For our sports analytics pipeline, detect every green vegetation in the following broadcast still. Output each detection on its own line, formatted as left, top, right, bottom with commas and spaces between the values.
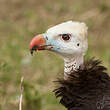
0, 0, 110, 110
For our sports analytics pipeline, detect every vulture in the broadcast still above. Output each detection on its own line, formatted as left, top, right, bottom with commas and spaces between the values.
30, 21, 110, 110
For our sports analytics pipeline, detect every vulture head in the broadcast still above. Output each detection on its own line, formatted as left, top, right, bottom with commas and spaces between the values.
30, 21, 88, 79
30, 21, 110, 110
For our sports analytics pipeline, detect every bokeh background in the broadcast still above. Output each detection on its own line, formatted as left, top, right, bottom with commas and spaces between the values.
0, 0, 110, 110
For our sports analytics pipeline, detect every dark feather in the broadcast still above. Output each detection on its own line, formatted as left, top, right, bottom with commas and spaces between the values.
53, 58, 110, 110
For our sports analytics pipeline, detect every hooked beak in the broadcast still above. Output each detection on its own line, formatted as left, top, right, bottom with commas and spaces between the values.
30, 34, 46, 55
30, 34, 53, 55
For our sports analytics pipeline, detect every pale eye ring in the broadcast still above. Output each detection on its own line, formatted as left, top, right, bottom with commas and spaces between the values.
61, 34, 71, 41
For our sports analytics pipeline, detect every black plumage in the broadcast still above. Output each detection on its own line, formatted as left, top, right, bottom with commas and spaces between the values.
54, 58, 110, 110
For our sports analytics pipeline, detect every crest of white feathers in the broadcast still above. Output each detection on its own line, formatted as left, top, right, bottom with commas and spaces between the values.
47, 21, 88, 38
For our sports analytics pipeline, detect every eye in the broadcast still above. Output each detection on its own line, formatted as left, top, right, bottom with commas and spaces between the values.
77, 43, 80, 46
61, 34, 71, 41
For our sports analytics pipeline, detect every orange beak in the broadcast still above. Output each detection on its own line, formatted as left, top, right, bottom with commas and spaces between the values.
30, 34, 46, 55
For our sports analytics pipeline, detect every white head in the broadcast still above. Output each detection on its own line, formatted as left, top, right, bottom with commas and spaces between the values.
46, 21, 88, 58
30, 21, 88, 78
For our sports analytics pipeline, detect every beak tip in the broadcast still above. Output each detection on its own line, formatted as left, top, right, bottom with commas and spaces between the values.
30, 49, 33, 56
29, 34, 46, 55
31, 51, 33, 56
30, 45, 39, 56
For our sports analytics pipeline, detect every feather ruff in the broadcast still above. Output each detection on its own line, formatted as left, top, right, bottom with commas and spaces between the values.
54, 58, 110, 110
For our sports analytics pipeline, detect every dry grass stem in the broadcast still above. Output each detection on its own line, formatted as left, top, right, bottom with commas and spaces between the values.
19, 77, 24, 110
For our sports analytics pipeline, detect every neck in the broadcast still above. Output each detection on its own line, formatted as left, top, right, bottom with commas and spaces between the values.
64, 54, 84, 79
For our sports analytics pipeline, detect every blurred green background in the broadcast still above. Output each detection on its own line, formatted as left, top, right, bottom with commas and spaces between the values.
0, 0, 110, 110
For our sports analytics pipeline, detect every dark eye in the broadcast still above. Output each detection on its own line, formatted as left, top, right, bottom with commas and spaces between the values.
77, 43, 80, 46
62, 34, 71, 41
